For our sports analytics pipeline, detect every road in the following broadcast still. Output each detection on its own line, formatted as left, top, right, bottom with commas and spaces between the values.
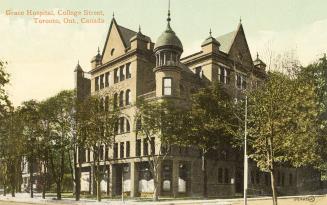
0, 195, 326, 205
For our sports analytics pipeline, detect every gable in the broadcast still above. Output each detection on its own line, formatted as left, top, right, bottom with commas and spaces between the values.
227, 24, 253, 67
102, 19, 128, 64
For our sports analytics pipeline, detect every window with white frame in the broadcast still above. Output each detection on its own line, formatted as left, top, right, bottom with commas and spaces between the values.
218, 67, 230, 84
163, 77, 172, 96
236, 73, 247, 90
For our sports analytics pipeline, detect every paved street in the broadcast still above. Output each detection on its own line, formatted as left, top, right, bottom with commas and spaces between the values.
0, 195, 327, 205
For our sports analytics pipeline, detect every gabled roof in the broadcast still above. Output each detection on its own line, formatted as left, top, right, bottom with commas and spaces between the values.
118, 25, 137, 48
102, 18, 152, 54
216, 30, 237, 54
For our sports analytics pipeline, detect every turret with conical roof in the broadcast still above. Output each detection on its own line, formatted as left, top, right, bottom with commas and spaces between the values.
91, 47, 102, 69
253, 52, 266, 70
201, 29, 220, 54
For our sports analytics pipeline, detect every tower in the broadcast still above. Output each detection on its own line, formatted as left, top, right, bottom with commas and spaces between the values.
153, 5, 183, 98
90, 47, 102, 69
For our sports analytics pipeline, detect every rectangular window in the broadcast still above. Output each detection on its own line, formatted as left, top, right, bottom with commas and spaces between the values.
100, 74, 104, 89
251, 171, 255, 184
224, 168, 229, 183
143, 139, 148, 156
87, 149, 90, 162
126, 63, 131, 79
236, 74, 242, 89
265, 173, 269, 186
126, 141, 130, 157
99, 145, 104, 160
281, 173, 285, 186
242, 76, 247, 89
120, 142, 124, 158
163, 77, 172, 96
289, 173, 293, 185
105, 146, 108, 160
113, 143, 118, 159
150, 137, 155, 155
218, 168, 223, 183
105, 72, 110, 87
256, 171, 260, 184
114, 68, 119, 83
195, 66, 202, 78
95, 77, 99, 91
136, 139, 141, 156
218, 67, 229, 84
119, 66, 125, 81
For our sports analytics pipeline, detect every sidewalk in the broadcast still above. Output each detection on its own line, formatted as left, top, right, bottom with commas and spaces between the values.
0, 193, 326, 205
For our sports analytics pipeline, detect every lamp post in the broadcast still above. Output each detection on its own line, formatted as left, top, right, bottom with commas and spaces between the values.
244, 95, 248, 205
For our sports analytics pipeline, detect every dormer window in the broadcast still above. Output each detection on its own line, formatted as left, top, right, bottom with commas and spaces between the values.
163, 77, 172, 96
111, 48, 115, 56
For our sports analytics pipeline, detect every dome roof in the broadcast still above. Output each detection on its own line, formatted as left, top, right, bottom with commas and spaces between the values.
154, 24, 183, 52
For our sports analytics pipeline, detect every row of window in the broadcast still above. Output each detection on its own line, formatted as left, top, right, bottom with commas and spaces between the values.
113, 89, 131, 107
115, 117, 131, 134
94, 62, 131, 91
218, 167, 230, 184
250, 170, 294, 186
136, 137, 156, 157
97, 89, 131, 111
113, 141, 130, 159
218, 67, 247, 89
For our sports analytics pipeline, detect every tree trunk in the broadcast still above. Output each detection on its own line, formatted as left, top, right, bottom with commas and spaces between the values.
153, 169, 159, 201
96, 175, 101, 202
29, 161, 33, 198
56, 181, 61, 200
202, 152, 207, 198
75, 167, 81, 201
42, 170, 46, 199
3, 181, 6, 196
270, 170, 278, 205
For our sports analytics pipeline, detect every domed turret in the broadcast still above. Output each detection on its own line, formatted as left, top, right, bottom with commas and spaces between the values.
154, 22, 183, 52
154, 8, 183, 68
153, 5, 183, 99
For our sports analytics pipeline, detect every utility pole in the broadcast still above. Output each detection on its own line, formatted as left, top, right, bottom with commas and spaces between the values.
244, 95, 248, 205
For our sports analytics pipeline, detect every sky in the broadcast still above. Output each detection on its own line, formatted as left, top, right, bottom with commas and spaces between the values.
1, 0, 327, 106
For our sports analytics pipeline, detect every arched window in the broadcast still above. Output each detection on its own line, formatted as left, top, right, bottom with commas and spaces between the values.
126, 119, 130, 132
125, 89, 131, 105
119, 117, 124, 133
119, 91, 124, 107
113, 93, 118, 108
